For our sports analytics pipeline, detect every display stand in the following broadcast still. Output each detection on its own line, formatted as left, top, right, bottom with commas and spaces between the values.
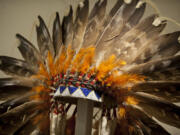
75, 99, 94, 135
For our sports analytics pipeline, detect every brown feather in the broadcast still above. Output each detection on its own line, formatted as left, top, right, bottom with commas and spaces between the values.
126, 105, 170, 135
131, 80, 180, 102
53, 12, 63, 57
62, 6, 73, 47
16, 34, 43, 71
36, 16, 54, 59
0, 56, 36, 77
0, 101, 42, 135
133, 31, 180, 64
83, 0, 107, 47
72, 0, 89, 52
129, 92, 180, 128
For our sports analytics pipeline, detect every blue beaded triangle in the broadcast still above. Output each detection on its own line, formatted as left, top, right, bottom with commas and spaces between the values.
80, 87, 91, 97
68, 86, 78, 94
95, 92, 101, 99
60, 86, 66, 93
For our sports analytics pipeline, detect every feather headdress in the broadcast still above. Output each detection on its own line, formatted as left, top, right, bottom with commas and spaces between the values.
0, 0, 180, 134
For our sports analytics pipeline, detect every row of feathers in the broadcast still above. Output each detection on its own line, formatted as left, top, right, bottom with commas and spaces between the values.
0, 0, 180, 134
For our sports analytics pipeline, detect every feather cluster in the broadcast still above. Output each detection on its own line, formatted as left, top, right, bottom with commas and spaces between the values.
0, 0, 180, 134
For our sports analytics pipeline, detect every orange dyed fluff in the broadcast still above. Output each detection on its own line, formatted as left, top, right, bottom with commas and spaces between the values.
96, 55, 116, 81
63, 46, 74, 73
71, 48, 86, 73
47, 51, 55, 76
31, 45, 144, 106
104, 73, 145, 87
126, 96, 138, 105
79, 46, 95, 74
119, 107, 126, 118
54, 46, 66, 74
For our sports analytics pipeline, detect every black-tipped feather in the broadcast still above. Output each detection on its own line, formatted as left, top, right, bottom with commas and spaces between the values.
0, 85, 30, 101
14, 111, 42, 135
107, 0, 123, 21
0, 92, 35, 114
0, 56, 36, 77
0, 77, 41, 88
53, 12, 62, 56
95, 0, 139, 50
116, 18, 166, 63
95, 2, 148, 61
126, 105, 170, 135
0, 77, 41, 101
72, 0, 89, 51
149, 67, 180, 81
116, 3, 146, 38
126, 55, 180, 75
130, 92, 180, 128
62, 6, 73, 47
0, 101, 42, 135
95, 14, 159, 61
128, 3, 146, 27
36, 16, 54, 59
132, 81, 180, 102
114, 117, 144, 135
16, 34, 43, 71
14, 117, 37, 135
83, 0, 107, 47
133, 31, 180, 64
